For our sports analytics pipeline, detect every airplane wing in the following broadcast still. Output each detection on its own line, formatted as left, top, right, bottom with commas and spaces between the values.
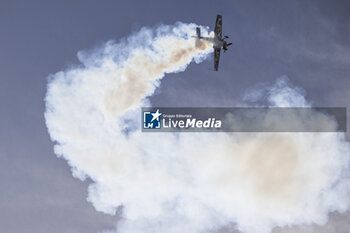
214, 48, 221, 71
214, 14, 222, 39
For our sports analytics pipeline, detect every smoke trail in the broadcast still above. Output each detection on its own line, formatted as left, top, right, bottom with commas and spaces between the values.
45, 23, 350, 233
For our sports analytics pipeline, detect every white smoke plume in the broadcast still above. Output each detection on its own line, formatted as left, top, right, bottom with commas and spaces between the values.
45, 23, 350, 233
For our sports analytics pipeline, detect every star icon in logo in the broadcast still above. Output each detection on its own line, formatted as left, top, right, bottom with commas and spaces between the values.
151, 109, 162, 122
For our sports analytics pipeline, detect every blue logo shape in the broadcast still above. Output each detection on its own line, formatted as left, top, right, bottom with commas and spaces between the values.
143, 109, 162, 129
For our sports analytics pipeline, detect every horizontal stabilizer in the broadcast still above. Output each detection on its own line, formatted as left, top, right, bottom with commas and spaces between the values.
196, 27, 201, 38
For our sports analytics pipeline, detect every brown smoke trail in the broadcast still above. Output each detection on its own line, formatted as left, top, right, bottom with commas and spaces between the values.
45, 23, 350, 233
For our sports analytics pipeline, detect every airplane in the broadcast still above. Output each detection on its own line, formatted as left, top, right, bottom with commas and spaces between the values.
195, 14, 232, 71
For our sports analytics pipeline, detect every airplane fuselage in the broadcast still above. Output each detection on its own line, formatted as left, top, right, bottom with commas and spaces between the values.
198, 36, 223, 49
195, 14, 231, 70
213, 36, 224, 49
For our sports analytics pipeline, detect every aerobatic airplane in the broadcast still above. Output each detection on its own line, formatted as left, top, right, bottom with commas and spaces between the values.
195, 14, 232, 71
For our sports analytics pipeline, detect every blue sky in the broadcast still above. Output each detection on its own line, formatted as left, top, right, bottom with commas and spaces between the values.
1, 0, 350, 232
